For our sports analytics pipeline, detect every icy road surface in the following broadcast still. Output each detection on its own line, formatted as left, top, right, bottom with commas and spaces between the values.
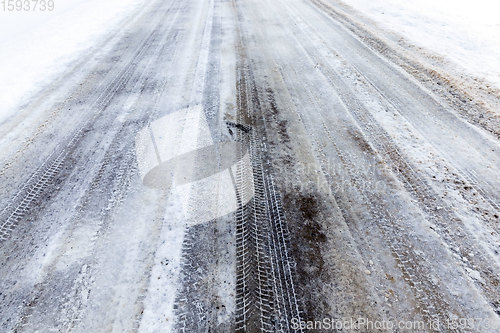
0, 0, 499, 331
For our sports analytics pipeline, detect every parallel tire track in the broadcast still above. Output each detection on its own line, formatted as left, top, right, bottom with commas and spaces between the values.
0, 0, 177, 242
253, 1, 455, 321
234, 129, 303, 333
310, 0, 500, 139
233, 9, 304, 327
279, 0, 500, 316
306, 0, 500, 213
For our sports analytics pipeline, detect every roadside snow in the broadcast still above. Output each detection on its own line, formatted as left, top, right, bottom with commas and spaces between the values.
0, 0, 148, 125
341, 0, 500, 88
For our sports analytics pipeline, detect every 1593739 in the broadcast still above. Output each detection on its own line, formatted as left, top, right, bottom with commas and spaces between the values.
1, 0, 54, 11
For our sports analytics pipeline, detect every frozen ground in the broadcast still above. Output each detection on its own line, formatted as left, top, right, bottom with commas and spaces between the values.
0, 0, 148, 124
0, 0, 499, 332
341, 0, 500, 88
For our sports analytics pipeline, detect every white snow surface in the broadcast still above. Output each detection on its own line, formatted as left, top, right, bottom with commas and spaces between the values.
0, 0, 148, 124
341, 0, 500, 88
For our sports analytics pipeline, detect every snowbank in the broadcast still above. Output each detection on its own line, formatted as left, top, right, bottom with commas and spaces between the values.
0, 0, 148, 124
342, 0, 500, 88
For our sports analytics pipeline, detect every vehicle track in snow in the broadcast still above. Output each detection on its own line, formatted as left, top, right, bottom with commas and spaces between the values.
0, 0, 499, 331
276, 0, 500, 313
231, 8, 305, 330
0, 0, 181, 243
233, 129, 303, 333
232, 0, 500, 329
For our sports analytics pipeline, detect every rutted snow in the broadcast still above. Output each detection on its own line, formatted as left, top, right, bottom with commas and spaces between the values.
341, 0, 500, 87
0, 0, 148, 125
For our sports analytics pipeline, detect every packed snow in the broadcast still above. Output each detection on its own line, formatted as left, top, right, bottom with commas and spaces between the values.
0, 0, 148, 125
342, 0, 500, 88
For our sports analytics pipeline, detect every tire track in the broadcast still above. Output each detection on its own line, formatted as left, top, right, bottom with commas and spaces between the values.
12, 125, 138, 332
0, 0, 179, 242
234, 129, 303, 333
170, 0, 233, 330
278, 0, 500, 317
310, 0, 500, 139
52, 2, 188, 328
3, 1, 187, 330
250, 1, 469, 326
232, 4, 304, 329
279, 65, 456, 328
305, 0, 500, 213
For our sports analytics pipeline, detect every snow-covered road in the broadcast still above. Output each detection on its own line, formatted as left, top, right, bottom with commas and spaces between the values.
0, 0, 499, 331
